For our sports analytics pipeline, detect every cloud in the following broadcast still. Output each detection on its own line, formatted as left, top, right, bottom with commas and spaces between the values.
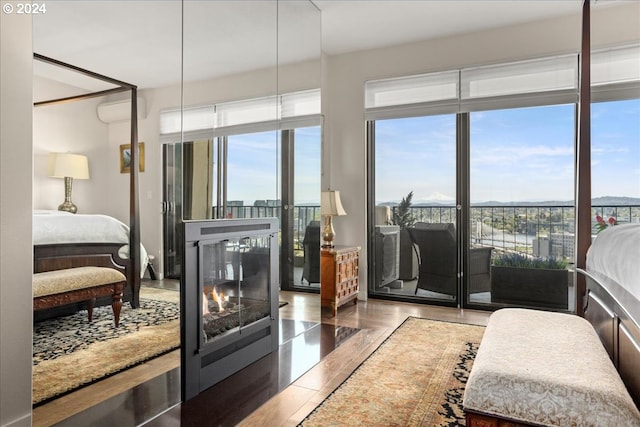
472, 144, 573, 166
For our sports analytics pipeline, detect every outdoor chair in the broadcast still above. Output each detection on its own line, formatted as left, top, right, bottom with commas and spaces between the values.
407, 223, 492, 297
301, 220, 320, 284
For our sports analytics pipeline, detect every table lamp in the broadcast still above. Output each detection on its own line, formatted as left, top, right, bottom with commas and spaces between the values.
48, 152, 90, 213
321, 190, 347, 248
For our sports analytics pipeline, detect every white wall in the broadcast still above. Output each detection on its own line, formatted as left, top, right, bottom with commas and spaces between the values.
33, 77, 109, 213
1, 8, 33, 427
322, 3, 640, 300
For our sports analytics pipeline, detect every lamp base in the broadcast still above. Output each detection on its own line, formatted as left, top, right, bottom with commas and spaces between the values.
58, 176, 78, 214
322, 215, 335, 248
58, 201, 78, 214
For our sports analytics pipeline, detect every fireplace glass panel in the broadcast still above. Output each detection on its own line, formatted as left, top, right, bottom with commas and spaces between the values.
200, 236, 272, 346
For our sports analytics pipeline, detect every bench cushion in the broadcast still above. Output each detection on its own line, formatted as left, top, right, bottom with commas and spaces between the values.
33, 266, 126, 297
463, 308, 640, 426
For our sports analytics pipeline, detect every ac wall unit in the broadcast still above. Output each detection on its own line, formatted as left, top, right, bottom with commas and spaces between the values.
96, 97, 146, 123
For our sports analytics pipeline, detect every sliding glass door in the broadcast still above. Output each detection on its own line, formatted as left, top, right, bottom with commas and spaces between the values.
468, 105, 576, 310
162, 125, 321, 288
283, 126, 322, 291
368, 105, 577, 310
162, 142, 184, 279
591, 98, 640, 228
369, 114, 459, 306
223, 131, 279, 219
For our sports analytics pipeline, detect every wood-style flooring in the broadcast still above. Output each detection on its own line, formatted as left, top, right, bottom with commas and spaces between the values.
33, 287, 491, 427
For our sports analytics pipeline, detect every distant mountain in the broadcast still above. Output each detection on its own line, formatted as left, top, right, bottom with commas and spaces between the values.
378, 196, 640, 207
470, 196, 640, 206
591, 196, 640, 206
471, 200, 574, 207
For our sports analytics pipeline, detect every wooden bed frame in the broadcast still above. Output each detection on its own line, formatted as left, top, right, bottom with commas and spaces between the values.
579, 268, 640, 407
33, 53, 142, 319
33, 243, 136, 321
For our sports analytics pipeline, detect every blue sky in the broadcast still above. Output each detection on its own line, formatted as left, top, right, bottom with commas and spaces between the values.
376, 99, 640, 204
227, 131, 279, 204
591, 99, 640, 199
225, 126, 321, 205
222, 100, 638, 206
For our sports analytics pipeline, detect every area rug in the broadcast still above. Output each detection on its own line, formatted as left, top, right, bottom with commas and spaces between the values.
299, 317, 485, 427
32, 286, 180, 405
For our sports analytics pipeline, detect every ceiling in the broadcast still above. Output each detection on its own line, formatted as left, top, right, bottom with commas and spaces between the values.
315, 0, 583, 55
33, 0, 616, 92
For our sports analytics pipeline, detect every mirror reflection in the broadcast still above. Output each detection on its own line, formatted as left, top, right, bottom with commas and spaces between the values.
31, 0, 321, 423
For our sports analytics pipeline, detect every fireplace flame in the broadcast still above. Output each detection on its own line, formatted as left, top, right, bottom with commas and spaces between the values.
202, 291, 210, 315
211, 288, 225, 313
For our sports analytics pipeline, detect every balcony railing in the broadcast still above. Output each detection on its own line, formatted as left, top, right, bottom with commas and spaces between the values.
220, 204, 639, 263
407, 204, 640, 263
221, 205, 321, 250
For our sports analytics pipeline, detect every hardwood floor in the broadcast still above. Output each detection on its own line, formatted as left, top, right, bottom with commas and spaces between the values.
33, 287, 490, 427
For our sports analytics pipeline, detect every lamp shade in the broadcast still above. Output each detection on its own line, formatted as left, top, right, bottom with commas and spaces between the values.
48, 153, 90, 179
321, 190, 347, 216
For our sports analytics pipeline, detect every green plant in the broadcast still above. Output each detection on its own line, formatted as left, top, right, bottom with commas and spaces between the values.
392, 191, 416, 229
493, 252, 568, 270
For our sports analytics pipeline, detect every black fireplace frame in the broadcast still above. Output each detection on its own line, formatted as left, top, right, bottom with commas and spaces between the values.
181, 218, 280, 401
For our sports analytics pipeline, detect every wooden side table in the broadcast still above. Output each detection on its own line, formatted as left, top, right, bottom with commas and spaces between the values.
320, 245, 360, 316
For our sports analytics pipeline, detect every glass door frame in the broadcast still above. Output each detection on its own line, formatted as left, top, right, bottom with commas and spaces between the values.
163, 127, 320, 291
280, 128, 296, 291
162, 142, 184, 279
366, 112, 485, 309
279, 126, 322, 293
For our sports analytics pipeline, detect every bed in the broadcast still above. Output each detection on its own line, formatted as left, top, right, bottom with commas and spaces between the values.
33, 211, 149, 321
33, 53, 142, 320
578, 223, 640, 406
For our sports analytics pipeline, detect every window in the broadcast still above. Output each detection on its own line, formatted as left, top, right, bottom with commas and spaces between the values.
366, 45, 639, 310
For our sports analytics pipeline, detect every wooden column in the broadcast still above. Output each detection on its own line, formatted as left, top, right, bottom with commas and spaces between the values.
575, 0, 591, 316
130, 88, 141, 308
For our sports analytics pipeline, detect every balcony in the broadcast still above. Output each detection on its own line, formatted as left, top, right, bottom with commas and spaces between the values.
223, 204, 639, 263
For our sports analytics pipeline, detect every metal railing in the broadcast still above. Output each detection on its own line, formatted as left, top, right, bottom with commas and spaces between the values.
222, 205, 322, 250
218, 203, 639, 263
407, 204, 640, 262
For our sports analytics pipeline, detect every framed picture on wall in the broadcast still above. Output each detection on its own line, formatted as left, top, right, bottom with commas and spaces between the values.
119, 142, 145, 173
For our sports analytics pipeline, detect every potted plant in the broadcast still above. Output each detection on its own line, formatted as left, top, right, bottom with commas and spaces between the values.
392, 191, 419, 281
491, 252, 569, 309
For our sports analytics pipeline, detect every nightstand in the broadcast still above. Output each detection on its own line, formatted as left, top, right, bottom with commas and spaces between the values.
320, 245, 360, 316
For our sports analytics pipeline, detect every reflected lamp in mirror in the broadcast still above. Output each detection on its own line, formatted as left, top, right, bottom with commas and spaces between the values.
47, 152, 90, 214
320, 190, 347, 248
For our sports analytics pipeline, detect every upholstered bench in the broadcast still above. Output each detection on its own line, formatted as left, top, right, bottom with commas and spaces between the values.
463, 308, 640, 427
33, 266, 126, 327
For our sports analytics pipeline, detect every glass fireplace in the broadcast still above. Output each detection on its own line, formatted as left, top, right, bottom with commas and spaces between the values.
181, 218, 279, 401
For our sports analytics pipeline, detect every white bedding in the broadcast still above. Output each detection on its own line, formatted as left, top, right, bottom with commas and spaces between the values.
33, 210, 149, 277
586, 223, 640, 299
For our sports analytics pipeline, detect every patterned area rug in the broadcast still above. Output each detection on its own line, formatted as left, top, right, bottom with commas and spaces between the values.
299, 317, 485, 427
33, 287, 180, 405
